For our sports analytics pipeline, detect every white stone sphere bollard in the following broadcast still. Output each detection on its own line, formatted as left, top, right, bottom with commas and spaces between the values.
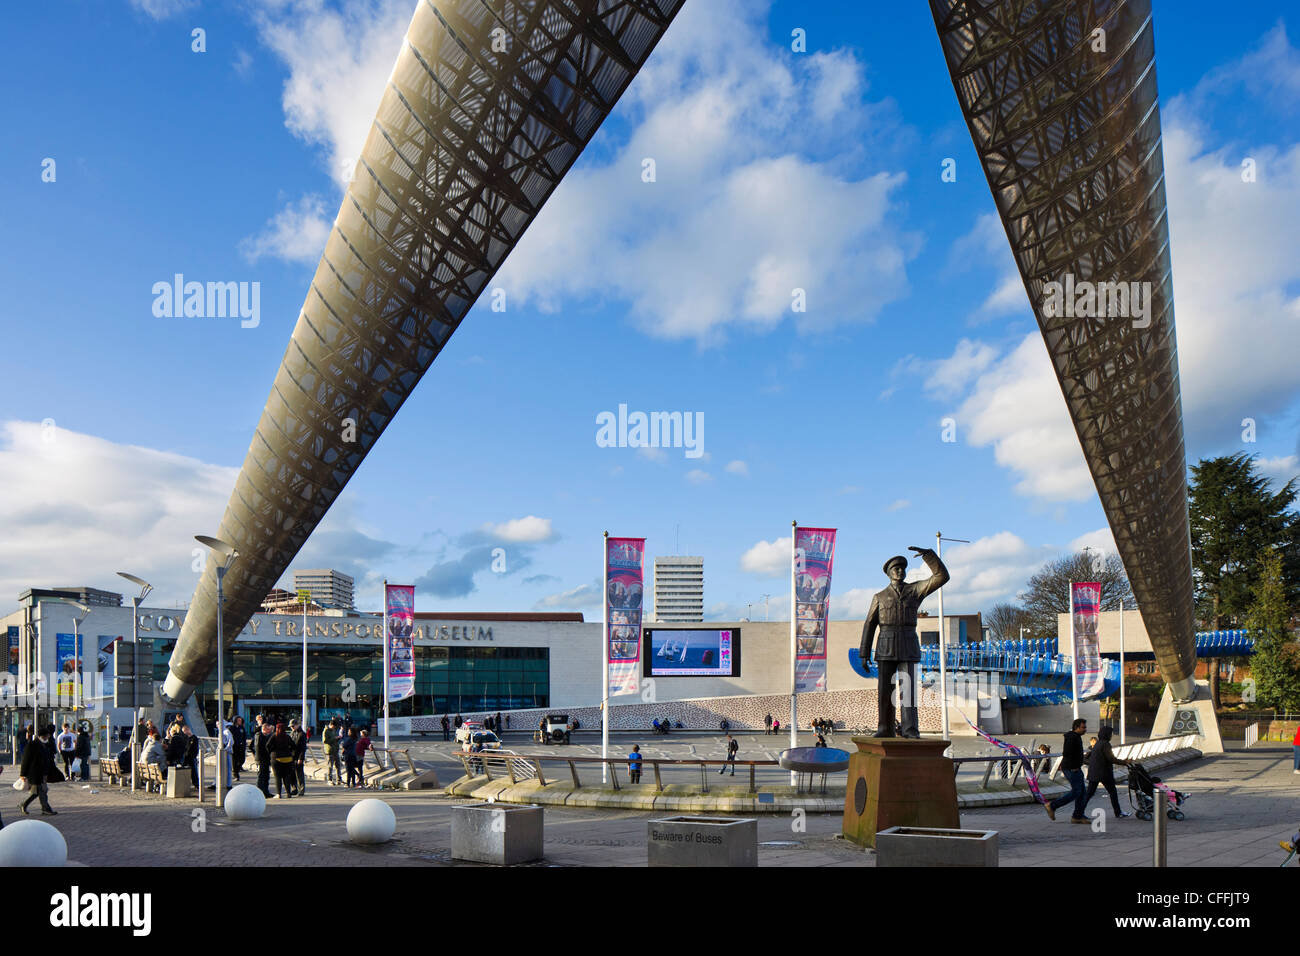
223, 784, 267, 820
346, 798, 396, 844
0, 819, 68, 867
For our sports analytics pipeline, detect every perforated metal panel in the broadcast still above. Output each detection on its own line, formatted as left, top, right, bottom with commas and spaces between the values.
931, 0, 1197, 695
164, 0, 685, 701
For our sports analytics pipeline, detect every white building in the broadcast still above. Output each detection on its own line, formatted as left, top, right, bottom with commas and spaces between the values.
653, 556, 703, 622
292, 569, 355, 611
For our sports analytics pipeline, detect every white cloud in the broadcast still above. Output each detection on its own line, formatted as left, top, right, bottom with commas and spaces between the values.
685, 469, 713, 485
492, 0, 912, 344
740, 538, 788, 577
128, 0, 195, 19
534, 580, 601, 610
0, 420, 234, 607
480, 516, 554, 544
1257, 454, 1300, 485
831, 587, 874, 620
887, 498, 910, 512
250, 0, 413, 188
1068, 527, 1119, 559
725, 460, 749, 477
636, 447, 668, 463
239, 195, 332, 264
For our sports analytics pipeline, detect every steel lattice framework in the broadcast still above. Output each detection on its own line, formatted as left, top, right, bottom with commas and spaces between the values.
930, 0, 1196, 697
166, 0, 1199, 705
163, 0, 686, 703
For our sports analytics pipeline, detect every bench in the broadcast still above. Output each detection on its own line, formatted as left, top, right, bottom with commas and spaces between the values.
102, 757, 128, 787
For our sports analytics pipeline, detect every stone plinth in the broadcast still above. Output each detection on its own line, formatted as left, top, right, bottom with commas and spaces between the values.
647, 816, 757, 867
875, 826, 998, 867
166, 769, 193, 799
451, 802, 544, 865
841, 737, 959, 848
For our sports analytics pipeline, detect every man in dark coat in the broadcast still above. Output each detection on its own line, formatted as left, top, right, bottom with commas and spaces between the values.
231, 716, 247, 779
18, 727, 56, 815
255, 722, 273, 797
289, 719, 308, 795
859, 546, 950, 738
181, 725, 200, 789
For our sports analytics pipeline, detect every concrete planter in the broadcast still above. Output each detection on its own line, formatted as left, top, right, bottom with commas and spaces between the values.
648, 816, 757, 867
451, 802, 544, 865
166, 771, 193, 799
875, 826, 998, 867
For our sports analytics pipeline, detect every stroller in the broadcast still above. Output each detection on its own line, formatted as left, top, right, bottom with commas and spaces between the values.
1128, 762, 1187, 821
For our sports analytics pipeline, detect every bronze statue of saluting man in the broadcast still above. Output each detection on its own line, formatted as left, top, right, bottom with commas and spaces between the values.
860, 546, 950, 738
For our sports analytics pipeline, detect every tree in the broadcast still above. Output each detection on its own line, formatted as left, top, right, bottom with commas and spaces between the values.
1188, 454, 1300, 708
1243, 549, 1300, 713
1018, 550, 1133, 643
986, 602, 1030, 641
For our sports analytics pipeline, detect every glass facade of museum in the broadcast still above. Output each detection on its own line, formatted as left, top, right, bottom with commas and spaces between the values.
149, 641, 549, 723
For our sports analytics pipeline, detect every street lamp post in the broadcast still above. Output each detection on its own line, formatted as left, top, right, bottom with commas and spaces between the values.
116, 572, 153, 794
935, 532, 969, 742
195, 536, 238, 810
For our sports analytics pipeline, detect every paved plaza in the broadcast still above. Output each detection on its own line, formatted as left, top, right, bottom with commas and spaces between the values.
10, 738, 1297, 867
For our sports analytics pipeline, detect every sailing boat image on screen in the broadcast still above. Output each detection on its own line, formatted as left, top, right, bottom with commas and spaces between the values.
643, 629, 740, 677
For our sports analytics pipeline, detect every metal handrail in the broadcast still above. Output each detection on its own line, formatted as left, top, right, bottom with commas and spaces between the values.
452, 751, 780, 795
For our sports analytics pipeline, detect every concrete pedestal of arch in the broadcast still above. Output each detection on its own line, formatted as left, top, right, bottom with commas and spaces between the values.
1151, 681, 1223, 754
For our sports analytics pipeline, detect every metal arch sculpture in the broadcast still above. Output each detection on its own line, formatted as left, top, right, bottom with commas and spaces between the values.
165, 0, 1200, 706
162, 0, 686, 704
930, 0, 1197, 698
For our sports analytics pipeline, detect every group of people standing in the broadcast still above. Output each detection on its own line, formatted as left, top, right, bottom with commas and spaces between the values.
244, 714, 312, 798
320, 716, 373, 788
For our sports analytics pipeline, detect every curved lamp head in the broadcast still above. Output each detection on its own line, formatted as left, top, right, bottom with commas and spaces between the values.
195, 535, 240, 569
116, 571, 154, 602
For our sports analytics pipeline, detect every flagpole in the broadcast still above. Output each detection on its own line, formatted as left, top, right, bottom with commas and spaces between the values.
601, 531, 609, 784
789, 520, 797, 783
1119, 599, 1126, 745
936, 530, 948, 740
383, 579, 389, 753
1069, 579, 1079, 720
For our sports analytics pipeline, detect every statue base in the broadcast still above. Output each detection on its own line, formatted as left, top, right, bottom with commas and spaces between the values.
842, 736, 960, 848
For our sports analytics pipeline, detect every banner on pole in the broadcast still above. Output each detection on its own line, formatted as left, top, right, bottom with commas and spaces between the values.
385, 584, 416, 702
56, 633, 80, 701
1071, 581, 1104, 699
7, 625, 17, 676
794, 526, 836, 693
606, 537, 645, 697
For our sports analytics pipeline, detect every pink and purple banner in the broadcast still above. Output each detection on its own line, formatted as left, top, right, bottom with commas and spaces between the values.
385, 584, 415, 703
1071, 581, 1104, 700
606, 537, 645, 697
794, 526, 836, 693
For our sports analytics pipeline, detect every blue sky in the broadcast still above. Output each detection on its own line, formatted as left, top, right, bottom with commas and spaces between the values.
2, 0, 1298, 621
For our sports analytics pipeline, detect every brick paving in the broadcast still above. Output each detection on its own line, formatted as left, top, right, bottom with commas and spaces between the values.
8, 744, 1296, 867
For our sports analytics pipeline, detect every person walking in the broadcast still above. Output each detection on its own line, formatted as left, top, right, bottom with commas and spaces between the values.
290, 720, 308, 796
267, 723, 298, 798
231, 716, 247, 780
440, 714, 451, 742
323, 717, 343, 786
1293, 723, 1300, 774
1083, 726, 1131, 818
56, 723, 77, 781
75, 726, 92, 782
720, 734, 739, 776
17, 727, 56, 815
343, 728, 361, 788
255, 721, 274, 798
628, 744, 643, 783
354, 729, 372, 787
764, 713, 773, 736
1044, 718, 1088, 823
